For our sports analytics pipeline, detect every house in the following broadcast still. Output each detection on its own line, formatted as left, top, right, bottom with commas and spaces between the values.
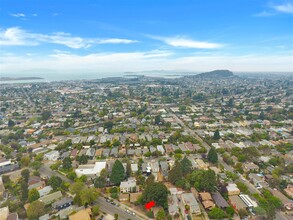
44, 151, 60, 161
28, 176, 45, 190
199, 192, 215, 210
181, 193, 201, 215
52, 197, 73, 211
70, 149, 78, 158
195, 159, 209, 170
168, 195, 179, 216
75, 161, 107, 178
284, 184, 293, 199
151, 161, 160, 173
159, 161, 169, 176
211, 192, 229, 209
86, 148, 96, 159
131, 163, 138, 173
157, 145, 165, 154
38, 186, 53, 197
242, 162, 259, 173
249, 173, 268, 189
102, 149, 110, 157
110, 147, 118, 157
6, 213, 18, 220
69, 208, 91, 220
0, 176, 5, 198
0, 206, 9, 220
229, 195, 247, 211
226, 183, 240, 196
130, 192, 142, 203
239, 194, 258, 208
120, 177, 138, 193
0, 159, 19, 174
269, 188, 293, 210
39, 191, 63, 205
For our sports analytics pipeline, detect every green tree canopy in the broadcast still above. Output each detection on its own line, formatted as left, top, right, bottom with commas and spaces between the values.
207, 147, 218, 163
27, 201, 45, 220
28, 188, 40, 203
208, 207, 227, 219
48, 176, 63, 190
213, 130, 221, 140
110, 160, 125, 185
180, 156, 192, 175
142, 182, 168, 209
62, 157, 72, 171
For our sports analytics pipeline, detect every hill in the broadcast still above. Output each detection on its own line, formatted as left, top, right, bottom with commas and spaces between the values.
185, 70, 234, 79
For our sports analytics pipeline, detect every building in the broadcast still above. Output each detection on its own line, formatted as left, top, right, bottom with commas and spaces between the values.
239, 194, 258, 208
199, 192, 215, 210
284, 184, 293, 199
39, 191, 63, 205
228, 195, 247, 211
52, 197, 73, 211
28, 176, 45, 190
181, 193, 201, 215
6, 213, 18, 220
249, 173, 268, 189
38, 186, 53, 197
168, 194, 179, 217
0, 176, 5, 198
75, 161, 106, 178
0, 206, 9, 220
269, 188, 293, 210
242, 162, 259, 173
120, 177, 137, 193
69, 208, 91, 220
43, 151, 60, 161
226, 183, 240, 196
211, 192, 229, 209
0, 159, 19, 174
195, 159, 209, 170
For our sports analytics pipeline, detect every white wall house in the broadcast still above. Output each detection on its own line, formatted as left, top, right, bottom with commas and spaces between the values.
75, 161, 106, 178
44, 151, 60, 161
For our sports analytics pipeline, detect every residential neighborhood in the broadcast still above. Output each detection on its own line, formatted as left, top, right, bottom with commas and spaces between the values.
0, 72, 292, 220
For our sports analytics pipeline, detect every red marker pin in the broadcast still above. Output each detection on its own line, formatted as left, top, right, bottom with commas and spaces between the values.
145, 200, 155, 210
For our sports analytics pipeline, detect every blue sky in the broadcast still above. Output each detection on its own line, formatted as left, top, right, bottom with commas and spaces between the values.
0, 0, 293, 75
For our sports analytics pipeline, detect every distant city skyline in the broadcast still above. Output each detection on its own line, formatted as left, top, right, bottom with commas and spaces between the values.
1, 0, 293, 74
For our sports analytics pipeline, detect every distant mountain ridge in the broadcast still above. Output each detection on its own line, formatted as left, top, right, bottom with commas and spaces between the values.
185, 70, 234, 79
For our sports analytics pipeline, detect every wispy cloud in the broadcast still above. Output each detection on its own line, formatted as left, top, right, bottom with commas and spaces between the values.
10, 13, 26, 18
273, 3, 293, 13
149, 35, 224, 49
0, 27, 138, 48
254, 11, 275, 17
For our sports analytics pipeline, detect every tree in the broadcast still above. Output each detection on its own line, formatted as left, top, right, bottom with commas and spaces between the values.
226, 206, 235, 217
168, 161, 183, 184
154, 114, 161, 125
77, 154, 88, 164
21, 169, 30, 182
69, 182, 85, 194
8, 119, 15, 127
94, 176, 106, 188
156, 209, 166, 220
142, 182, 168, 209
41, 110, 51, 121
62, 157, 72, 171
208, 207, 227, 219
110, 160, 125, 185
79, 188, 99, 206
259, 111, 265, 120
207, 147, 218, 163
27, 201, 45, 220
21, 181, 29, 202
114, 213, 119, 220
228, 98, 234, 108
213, 130, 221, 140
126, 161, 132, 178
180, 156, 192, 175
92, 205, 100, 217
191, 170, 217, 192
28, 188, 40, 203
48, 176, 63, 190
145, 174, 155, 186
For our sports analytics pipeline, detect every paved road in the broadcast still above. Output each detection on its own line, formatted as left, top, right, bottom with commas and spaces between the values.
96, 197, 142, 220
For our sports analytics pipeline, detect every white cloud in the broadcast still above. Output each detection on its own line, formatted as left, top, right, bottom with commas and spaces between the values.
32, 13, 38, 17
10, 13, 26, 18
0, 27, 138, 48
254, 11, 275, 17
1, 51, 292, 73
149, 35, 224, 49
273, 3, 293, 13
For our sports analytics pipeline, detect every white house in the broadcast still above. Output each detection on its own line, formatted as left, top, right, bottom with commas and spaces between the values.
120, 177, 137, 193
75, 161, 106, 177
44, 151, 60, 161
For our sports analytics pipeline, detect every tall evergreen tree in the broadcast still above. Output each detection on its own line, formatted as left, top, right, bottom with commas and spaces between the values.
180, 156, 192, 175
207, 147, 218, 163
168, 161, 183, 184
110, 160, 125, 185
213, 130, 221, 140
